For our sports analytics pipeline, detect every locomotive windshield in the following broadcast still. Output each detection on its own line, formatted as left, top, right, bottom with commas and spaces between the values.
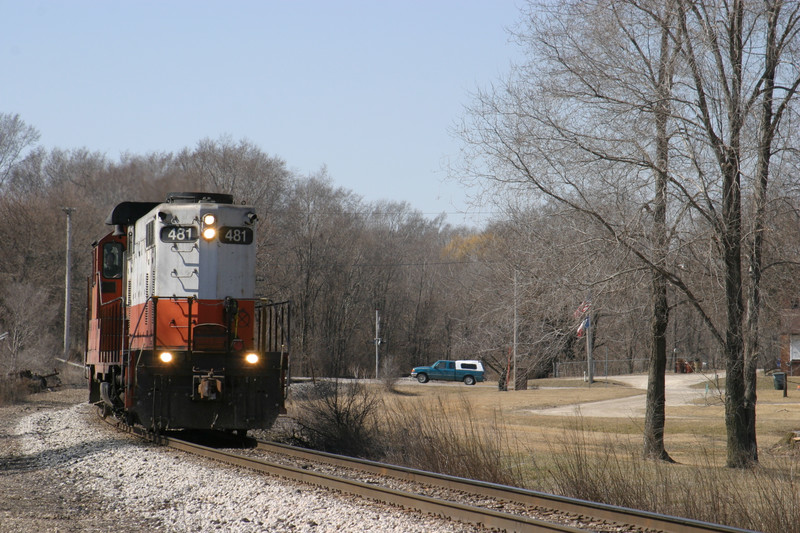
102, 242, 123, 279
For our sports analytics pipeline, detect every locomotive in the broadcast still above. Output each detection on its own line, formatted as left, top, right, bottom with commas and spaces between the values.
84, 192, 289, 434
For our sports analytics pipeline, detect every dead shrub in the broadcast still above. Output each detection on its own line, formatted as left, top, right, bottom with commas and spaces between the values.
380, 355, 404, 392
287, 379, 382, 457
0, 377, 31, 406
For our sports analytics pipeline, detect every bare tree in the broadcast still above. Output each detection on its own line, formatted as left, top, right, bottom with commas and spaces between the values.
0, 113, 39, 189
178, 136, 290, 209
268, 173, 368, 376
742, 0, 800, 462
0, 282, 58, 374
458, 0, 800, 467
671, 0, 800, 467
0, 120, 485, 388
458, 0, 682, 460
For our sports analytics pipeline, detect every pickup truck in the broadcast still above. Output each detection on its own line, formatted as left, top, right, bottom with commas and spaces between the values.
410, 360, 485, 386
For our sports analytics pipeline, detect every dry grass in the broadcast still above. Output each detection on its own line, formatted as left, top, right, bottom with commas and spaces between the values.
0, 378, 31, 406
380, 394, 528, 485
359, 374, 800, 532
378, 375, 800, 466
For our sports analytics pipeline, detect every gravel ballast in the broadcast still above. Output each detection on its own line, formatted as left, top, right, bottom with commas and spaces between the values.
0, 388, 481, 533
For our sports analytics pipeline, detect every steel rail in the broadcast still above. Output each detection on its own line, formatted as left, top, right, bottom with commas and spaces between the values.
161, 434, 585, 533
255, 440, 757, 533
99, 415, 578, 531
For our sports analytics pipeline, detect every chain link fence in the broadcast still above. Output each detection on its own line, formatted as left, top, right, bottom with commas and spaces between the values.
553, 358, 651, 378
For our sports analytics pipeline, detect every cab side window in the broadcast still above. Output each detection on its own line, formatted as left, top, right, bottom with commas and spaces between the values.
103, 242, 124, 279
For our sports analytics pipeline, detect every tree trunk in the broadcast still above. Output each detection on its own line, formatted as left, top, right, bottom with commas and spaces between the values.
745, 0, 785, 466
644, 272, 672, 461
722, 151, 751, 468
677, 0, 753, 467
643, 11, 674, 461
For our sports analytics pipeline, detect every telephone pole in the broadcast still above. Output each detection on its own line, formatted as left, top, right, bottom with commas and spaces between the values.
62, 207, 75, 360
374, 309, 381, 379
513, 270, 518, 390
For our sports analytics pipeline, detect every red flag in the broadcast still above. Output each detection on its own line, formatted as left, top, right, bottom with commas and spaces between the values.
574, 300, 590, 318
577, 316, 589, 337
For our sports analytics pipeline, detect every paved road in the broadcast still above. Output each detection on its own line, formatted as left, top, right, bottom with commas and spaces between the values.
531, 372, 723, 418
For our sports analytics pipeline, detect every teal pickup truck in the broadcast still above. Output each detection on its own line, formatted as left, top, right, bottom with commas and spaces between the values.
410, 360, 485, 386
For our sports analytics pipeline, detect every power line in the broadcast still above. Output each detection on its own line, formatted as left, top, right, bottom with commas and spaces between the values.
272, 209, 501, 218
263, 259, 500, 269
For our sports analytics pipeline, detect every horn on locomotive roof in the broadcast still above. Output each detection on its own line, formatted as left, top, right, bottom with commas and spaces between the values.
165, 192, 234, 204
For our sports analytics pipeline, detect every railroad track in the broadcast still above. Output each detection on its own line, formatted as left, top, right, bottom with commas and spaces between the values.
102, 413, 756, 533
251, 441, 756, 533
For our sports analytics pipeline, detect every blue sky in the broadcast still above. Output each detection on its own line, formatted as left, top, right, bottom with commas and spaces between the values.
2, 1, 522, 225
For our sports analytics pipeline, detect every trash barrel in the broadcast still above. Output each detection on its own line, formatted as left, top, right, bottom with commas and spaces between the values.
773, 372, 786, 390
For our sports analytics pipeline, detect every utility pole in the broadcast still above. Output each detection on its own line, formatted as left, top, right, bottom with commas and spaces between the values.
62, 207, 75, 361
374, 309, 380, 379
513, 270, 518, 390
586, 313, 594, 384
575, 297, 593, 383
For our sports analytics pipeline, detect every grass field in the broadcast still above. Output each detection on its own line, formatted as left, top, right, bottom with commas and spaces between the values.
296, 373, 798, 531
379, 373, 800, 467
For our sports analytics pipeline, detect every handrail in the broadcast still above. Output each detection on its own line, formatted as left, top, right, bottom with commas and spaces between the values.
187, 297, 193, 356
106, 296, 285, 356
95, 271, 123, 306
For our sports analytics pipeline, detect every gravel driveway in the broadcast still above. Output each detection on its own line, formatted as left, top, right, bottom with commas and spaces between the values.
531, 372, 722, 418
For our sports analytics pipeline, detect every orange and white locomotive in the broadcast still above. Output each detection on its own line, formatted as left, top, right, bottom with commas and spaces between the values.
85, 192, 289, 433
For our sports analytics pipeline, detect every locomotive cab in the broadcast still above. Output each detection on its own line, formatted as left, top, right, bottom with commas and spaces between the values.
85, 192, 289, 433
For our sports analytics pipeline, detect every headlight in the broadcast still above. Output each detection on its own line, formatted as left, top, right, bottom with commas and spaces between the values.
201, 213, 217, 240
159, 351, 173, 363
245, 353, 259, 365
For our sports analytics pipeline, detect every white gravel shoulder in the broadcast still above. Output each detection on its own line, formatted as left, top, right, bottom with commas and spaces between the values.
2, 391, 478, 533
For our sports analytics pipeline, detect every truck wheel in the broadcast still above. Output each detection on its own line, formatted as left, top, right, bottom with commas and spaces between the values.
463, 375, 476, 386
417, 373, 429, 384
